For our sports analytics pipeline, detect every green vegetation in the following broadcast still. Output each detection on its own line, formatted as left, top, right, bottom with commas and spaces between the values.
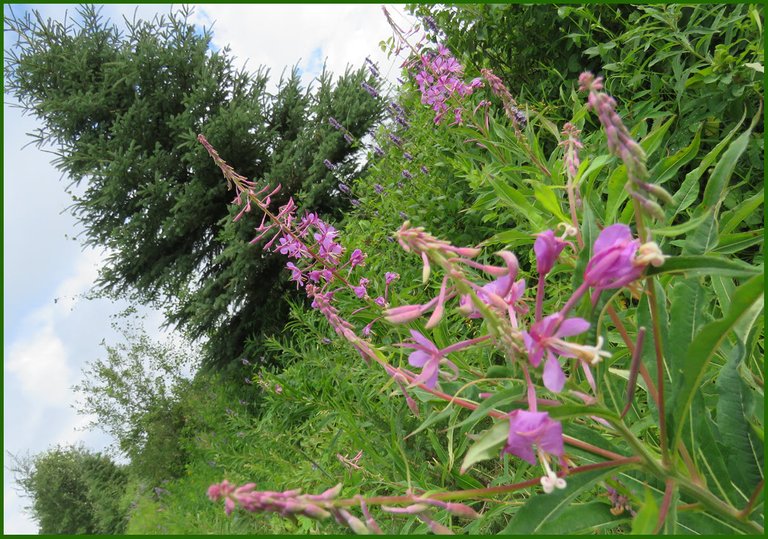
7, 3, 763, 535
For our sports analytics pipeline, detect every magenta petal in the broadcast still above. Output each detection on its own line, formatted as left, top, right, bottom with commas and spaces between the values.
408, 350, 430, 368
543, 355, 566, 393
537, 418, 564, 457
593, 224, 632, 254
557, 317, 590, 338
522, 331, 543, 367
410, 329, 437, 351
412, 360, 439, 389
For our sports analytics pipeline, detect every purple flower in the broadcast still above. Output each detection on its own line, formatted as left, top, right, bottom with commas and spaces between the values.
338, 183, 351, 195
398, 330, 458, 389
374, 296, 386, 306
374, 183, 384, 194
401, 169, 413, 179
277, 236, 304, 259
361, 81, 379, 98
385, 272, 399, 285
350, 199, 361, 207
328, 117, 342, 130
324, 159, 337, 171
420, 165, 429, 174
389, 133, 403, 146
534, 230, 569, 275
403, 152, 414, 161
502, 410, 564, 465
349, 248, 366, 268
343, 133, 354, 144
373, 145, 385, 157
352, 277, 369, 298
522, 313, 590, 392
398, 211, 407, 220
286, 262, 304, 288
584, 224, 642, 290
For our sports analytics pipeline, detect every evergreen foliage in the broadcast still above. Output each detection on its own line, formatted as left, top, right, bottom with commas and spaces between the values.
4, 5, 383, 369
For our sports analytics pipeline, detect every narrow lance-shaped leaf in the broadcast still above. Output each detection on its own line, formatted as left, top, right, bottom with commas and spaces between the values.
668, 273, 764, 448
501, 467, 626, 534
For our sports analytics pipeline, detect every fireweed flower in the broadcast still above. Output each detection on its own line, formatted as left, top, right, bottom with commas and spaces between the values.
584, 224, 663, 291
522, 313, 601, 393
348, 248, 366, 268
534, 230, 569, 276
352, 277, 369, 299
414, 44, 481, 123
398, 330, 459, 389
502, 410, 567, 493
286, 262, 304, 288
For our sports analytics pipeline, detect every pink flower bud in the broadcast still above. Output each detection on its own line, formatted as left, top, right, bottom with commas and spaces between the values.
383, 304, 424, 324
445, 502, 480, 519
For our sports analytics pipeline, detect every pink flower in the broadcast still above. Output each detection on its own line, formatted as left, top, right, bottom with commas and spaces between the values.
352, 277, 369, 298
522, 313, 590, 392
385, 272, 399, 285
534, 230, 568, 275
398, 330, 458, 389
502, 410, 564, 466
349, 248, 366, 268
286, 262, 304, 288
584, 224, 642, 290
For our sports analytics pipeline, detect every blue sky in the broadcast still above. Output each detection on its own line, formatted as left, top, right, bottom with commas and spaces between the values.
4, 3, 413, 533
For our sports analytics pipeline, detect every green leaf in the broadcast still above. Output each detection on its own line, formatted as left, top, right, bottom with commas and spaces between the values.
650, 209, 712, 237
454, 385, 525, 433
716, 342, 765, 496
482, 229, 534, 248
649, 125, 702, 186
537, 502, 626, 534
668, 273, 764, 447
667, 111, 746, 220
459, 420, 508, 473
630, 488, 658, 534
541, 403, 618, 423
682, 208, 718, 254
668, 278, 706, 358
531, 183, 570, 223
701, 127, 754, 209
645, 255, 761, 278
720, 188, 764, 234
487, 174, 544, 229
713, 229, 764, 255
500, 467, 621, 534
406, 407, 454, 439
677, 510, 753, 534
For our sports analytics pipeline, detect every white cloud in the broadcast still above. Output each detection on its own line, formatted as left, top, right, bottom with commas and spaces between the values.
52, 248, 104, 311
6, 324, 72, 405
4, 486, 37, 535
189, 4, 412, 89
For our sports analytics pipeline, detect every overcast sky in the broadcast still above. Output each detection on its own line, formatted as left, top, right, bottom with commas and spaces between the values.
4, 4, 417, 533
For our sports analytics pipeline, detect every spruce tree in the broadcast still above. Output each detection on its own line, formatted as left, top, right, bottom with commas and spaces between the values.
5, 5, 383, 368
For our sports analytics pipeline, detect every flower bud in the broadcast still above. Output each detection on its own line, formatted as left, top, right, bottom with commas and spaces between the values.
445, 502, 480, 519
